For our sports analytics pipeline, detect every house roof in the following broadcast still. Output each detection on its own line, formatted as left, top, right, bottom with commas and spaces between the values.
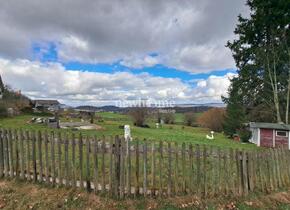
34, 100, 60, 106
248, 122, 290, 131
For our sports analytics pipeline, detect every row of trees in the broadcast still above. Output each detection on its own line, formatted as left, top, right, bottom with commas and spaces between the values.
129, 107, 225, 132
223, 0, 290, 136
0, 75, 31, 118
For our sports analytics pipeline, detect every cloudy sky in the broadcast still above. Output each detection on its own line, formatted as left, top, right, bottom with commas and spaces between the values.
0, 0, 248, 106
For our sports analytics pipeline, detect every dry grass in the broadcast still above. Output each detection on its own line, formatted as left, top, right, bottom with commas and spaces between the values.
2, 179, 290, 209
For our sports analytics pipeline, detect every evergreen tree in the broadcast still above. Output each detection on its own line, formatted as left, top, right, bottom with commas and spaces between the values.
224, 0, 290, 134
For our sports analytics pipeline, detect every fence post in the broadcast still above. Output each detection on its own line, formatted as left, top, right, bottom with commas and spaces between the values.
167, 142, 172, 196
50, 131, 56, 185
14, 129, 19, 178
32, 130, 37, 182
181, 142, 186, 194
101, 137, 106, 194
44, 130, 49, 184
78, 133, 84, 189
109, 137, 114, 196
115, 136, 121, 198
151, 142, 156, 196
174, 142, 179, 195
25, 130, 30, 181
126, 138, 131, 196
143, 139, 147, 198
71, 133, 76, 188
8, 129, 14, 178
93, 136, 99, 194
37, 130, 43, 183
85, 136, 91, 192
0, 129, 3, 178
159, 141, 163, 197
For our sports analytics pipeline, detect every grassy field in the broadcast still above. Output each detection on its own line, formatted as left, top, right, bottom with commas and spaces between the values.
1, 179, 290, 210
0, 112, 257, 150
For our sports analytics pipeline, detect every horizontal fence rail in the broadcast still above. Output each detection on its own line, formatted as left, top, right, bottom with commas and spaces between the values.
0, 128, 290, 199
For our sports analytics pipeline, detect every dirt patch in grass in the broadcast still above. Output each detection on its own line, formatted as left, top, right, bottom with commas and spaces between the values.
2, 179, 290, 209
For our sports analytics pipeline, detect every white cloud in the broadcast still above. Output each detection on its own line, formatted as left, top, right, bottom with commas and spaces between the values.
0, 58, 235, 105
120, 55, 160, 69
0, 0, 248, 73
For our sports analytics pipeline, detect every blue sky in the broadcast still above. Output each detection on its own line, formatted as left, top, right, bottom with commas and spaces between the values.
32, 41, 236, 85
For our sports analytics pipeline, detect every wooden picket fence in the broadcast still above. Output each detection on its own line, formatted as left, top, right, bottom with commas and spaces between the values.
0, 128, 290, 199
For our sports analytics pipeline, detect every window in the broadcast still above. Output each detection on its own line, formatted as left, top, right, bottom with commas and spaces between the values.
276, 130, 288, 137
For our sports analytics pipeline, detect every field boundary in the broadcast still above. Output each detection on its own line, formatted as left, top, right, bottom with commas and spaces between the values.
0, 128, 290, 199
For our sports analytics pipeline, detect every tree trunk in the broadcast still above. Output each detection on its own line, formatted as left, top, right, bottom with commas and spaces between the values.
266, 53, 282, 123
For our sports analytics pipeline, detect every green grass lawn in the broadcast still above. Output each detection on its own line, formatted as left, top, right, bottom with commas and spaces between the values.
0, 112, 257, 150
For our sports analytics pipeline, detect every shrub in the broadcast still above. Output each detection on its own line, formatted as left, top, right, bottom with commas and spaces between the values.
184, 112, 196, 126
0, 103, 8, 118
129, 106, 148, 127
163, 113, 175, 124
237, 127, 252, 143
197, 108, 225, 132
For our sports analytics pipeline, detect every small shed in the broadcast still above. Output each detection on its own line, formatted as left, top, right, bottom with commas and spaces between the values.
248, 122, 290, 149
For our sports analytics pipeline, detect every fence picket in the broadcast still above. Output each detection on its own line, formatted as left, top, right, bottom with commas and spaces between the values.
181, 142, 186, 194
26, 130, 30, 181
64, 133, 69, 187
85, 136, 90, 191
101, 137, 106, 194
44, 131, 49, 183
174, 142, 179, 195
32, 131, 37, 182
93, 136, 99, 194
57, 132, 62, 186
37, 131, 43, 182
126, 139, 131, 196
159, 141, 163, 197
50, 131, 56, 185
8, 129, 14, 178
71, 133, 76, 188
109, 137, 114, 196
167, 142, 172, 196
143, 139, 148, 198
0, 129, 4, 178
79, 133, 84, 189
14, 129, 19, 178
151, 142, 156, 196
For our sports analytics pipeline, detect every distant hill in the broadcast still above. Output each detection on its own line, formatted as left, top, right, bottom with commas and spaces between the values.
74, 103, 225, 113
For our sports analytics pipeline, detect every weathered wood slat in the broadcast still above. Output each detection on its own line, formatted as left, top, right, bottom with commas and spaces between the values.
203, 145, 207, 197
37, 131, 43, 182
0, 129, 4, 178
93, 136, 99, 194
174, 142, 179, 195
167, 142, 172, 196
50, 131, 56, 185
85, 136, 90, 191
126, 139, 131, 197
143, 139, 147, 198
44, 131, 49, 184
8, 129, 14, 178
64, 133, 69, 187
159, 141, 163, 197
78, 133, 84, 189
101, 137, 106, 194
109, 137, 113, 195
71, 133, 76, 188
57, 132, 62, 186
181, 142, 186, 194
151, 142, 156, 196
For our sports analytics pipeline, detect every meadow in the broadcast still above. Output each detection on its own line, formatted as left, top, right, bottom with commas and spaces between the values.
0, 112, 256, 150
